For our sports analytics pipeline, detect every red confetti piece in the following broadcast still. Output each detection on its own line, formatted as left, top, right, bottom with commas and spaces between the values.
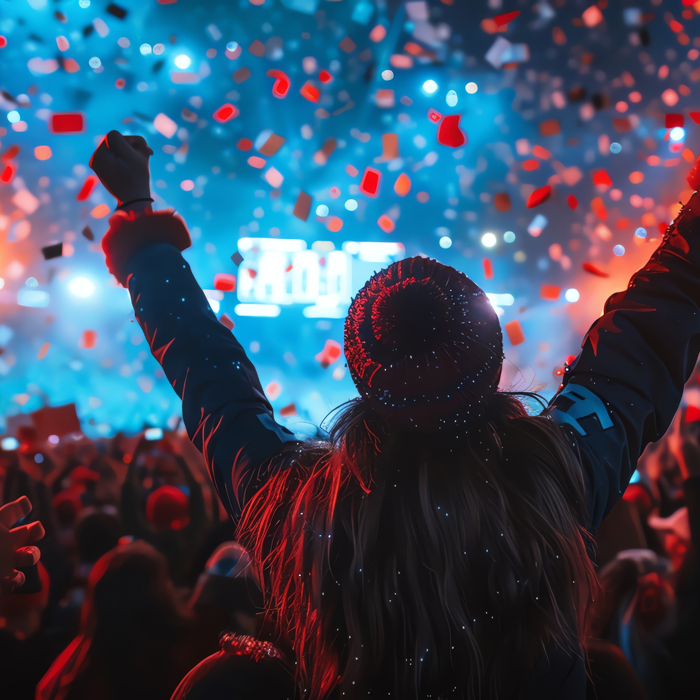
526, 185, 552, 208
539, 119, 560, 136
0, 36, 7, 49
81, 330, 97, 349
394, 173, 411, 197
115, 78, 126, 89
213, 273, 236, 292
686, 405, 700, 422
300, 81, 320, 102
658, 222, 668, 235
437, 114, 466, 147
0, 161, 16, 185
532, 145, 551, 160
522, 159, 540, 171
540, 284, 561, 301
279, 403, 297, 417
213, 103, 239, 122
483, 258, 494, 279
266, 69, 290, 98
666, 113, 684, 128
76, 175, 98, 201
592, 169, 612, 187
359, 167, 381, 197
494, 192, 511, 211
505, 320, 525, 346
315, 339, 342, 368
567, 194, 578, 210
687, 155, 700, 189
690, 112, 700, 124
38, 343, 50, 360
582, 262, 609, 278
220, 313, 235, 331
591, 196, 607, 220
377, 215, 395, 233
293, 191, 312, 221
428, 108, 443, 123
318, 69, 332, 83
48, 112, 86, 134
494, 10, 521, 27
237, 138, 253, 151
1, 144, 19, 161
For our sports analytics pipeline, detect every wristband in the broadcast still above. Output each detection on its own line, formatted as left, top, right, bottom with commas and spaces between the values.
116, 197, 154, 211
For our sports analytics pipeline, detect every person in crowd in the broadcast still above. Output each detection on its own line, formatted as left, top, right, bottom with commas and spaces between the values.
172, 541, 295, 700
120, 442, 209, 585
86, 131, 700, 699
0, 496, 45, 595
0, 562, 61, 699
36, 540, 209, 700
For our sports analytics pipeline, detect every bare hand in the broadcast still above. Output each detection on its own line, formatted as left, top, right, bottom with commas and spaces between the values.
0, 496, 45, 594
89, 130, 154, 206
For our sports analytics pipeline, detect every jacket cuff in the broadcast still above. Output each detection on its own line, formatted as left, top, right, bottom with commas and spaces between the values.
102, 208, 192, 286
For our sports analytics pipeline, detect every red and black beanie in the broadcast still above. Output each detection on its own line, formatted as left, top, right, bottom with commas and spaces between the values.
344, 256, 504, 432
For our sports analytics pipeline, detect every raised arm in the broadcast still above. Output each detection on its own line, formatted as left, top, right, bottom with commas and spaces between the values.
91, 132, 300, 521
548, 190, 700, 531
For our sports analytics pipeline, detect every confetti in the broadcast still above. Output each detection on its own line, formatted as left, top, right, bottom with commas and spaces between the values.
591, 197, 607, 220
339, 37, 356, 53
266, 69, 290, 98
359, 167, 381, 197
592, 169, 612, 187
231, 251, 244, 267
153, 113, 177, 138
666, 114, 684, 128
567, 195, 579, 210
259, 134, 286, 157
300, 82, 320, 102
82, 226, 94, 241
494, 192, 511, 212
377, 215, 395, 233
76, 175, 99, 201
494, 11, 521, 27
38, 342, 51, 360
318, 69, 332, 83
81, 330, 97, 349
214, 274, 236, 292
233, 67, 251, 83
213, 103, 239, 122
526, 185, 552, 208
582, 262, 609, 278
279, 403, 297, 418
48, 112, 86, 134
540, 285, 561, 301
293, 191, 312, 221
394, 173, 411, 197
504, 320, 525, 346
483, 258, 494, 279
220, 313, 235, 330
437, 114, 466, 147
687, 155, 700, 189
315, 339, 342, 368
539, 119, 561, 137
42, 243, 64, 260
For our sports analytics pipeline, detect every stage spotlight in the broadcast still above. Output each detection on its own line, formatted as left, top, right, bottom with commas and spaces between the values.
69, 277, 95, 298
174, 54, 191, 69
481, 232, 497, 247
423, 79, 438, 94
565, 288, 580, 302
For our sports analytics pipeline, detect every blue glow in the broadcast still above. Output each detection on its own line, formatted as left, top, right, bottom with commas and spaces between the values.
316, 204, 329, 216
145, 427, 163, 440
635, 227, 647, 238
439, 236, 452, 249
503, 231, 516, 243
7, 110, 19, 123
344, 199, 358, 211
1, 437, 19, 450
610, 142, 622, 154
613, 245, 625, 256
17, 289, 50, 308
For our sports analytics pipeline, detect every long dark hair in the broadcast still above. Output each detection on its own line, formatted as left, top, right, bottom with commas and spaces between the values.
238, 392, 599, 699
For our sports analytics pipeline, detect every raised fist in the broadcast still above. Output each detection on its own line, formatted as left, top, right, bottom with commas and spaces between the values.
89, 130, 154, 206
